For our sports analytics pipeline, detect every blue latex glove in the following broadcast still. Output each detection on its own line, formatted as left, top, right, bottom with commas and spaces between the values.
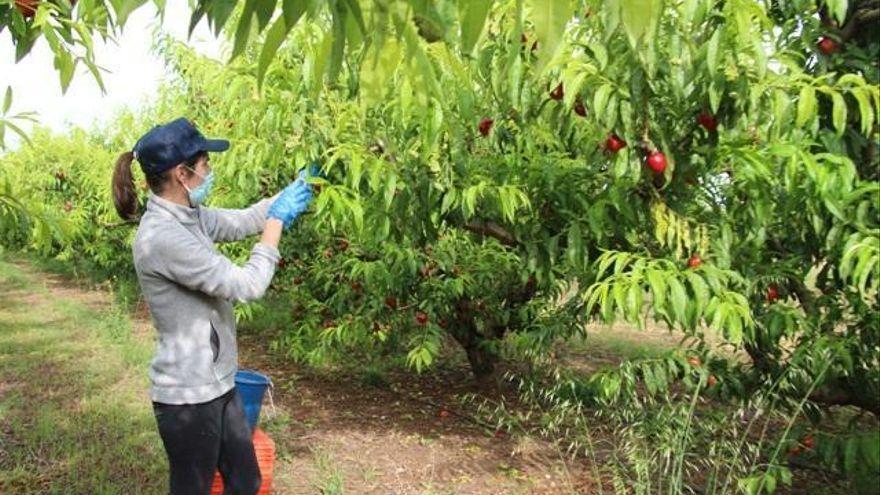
267, 178, 313, 228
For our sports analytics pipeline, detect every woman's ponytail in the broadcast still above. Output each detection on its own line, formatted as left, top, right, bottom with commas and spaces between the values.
111, 151, 140, 221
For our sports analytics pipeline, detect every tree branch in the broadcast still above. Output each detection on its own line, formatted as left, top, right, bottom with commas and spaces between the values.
461, 219, 518, 247
841, 3, 880, 42
100, 218, 140, 228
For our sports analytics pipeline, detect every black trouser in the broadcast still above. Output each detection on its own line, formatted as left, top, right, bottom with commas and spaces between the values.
152, 386, 261, 495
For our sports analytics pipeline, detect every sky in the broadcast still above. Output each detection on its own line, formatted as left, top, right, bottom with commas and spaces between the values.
0, 0, 227, 151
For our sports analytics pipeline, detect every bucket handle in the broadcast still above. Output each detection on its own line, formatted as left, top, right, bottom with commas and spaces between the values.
266, 378, 278, 419
239, 369, 278, 419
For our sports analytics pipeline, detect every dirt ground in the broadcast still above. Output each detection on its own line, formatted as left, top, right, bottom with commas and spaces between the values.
236, 332, 598, 495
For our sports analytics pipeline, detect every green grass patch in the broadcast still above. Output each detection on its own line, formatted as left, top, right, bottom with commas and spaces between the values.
0, 255, 166, 494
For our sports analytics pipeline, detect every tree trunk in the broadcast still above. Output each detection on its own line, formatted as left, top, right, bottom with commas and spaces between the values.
746, 339, 880, 417
449, 302, 498, 381
463, 340, 496, 380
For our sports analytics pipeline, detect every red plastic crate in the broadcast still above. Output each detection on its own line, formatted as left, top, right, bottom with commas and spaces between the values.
210, 428, 275, 495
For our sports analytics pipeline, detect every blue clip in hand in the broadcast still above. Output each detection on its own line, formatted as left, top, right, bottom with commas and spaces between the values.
297, 161, 324, 181
297, 161, 326, 196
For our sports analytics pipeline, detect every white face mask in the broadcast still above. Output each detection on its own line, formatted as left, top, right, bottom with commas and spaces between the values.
180, 167, 214, 207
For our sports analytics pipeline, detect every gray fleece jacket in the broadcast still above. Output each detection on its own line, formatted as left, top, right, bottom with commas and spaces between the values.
133, 192, 280, 405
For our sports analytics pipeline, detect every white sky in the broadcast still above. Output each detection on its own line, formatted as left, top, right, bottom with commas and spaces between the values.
0, 0, 227, 152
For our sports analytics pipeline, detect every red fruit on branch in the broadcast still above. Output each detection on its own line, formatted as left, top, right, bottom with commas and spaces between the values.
605, 134, 626, 153
385, 296, 398, 310
803, 434, 814, 450
817, 37, 839, 55
646, 150, 668, 173
574, 100, 587, 117
478, 118, 494, 137
438, 409, 450, 418
766, 285, 779, 303
688, 357, 702, 367
688, 254, 702, 268
549, 83, 564, 101
697, 111, 718, 132
15, 0, 39, 17
415, 311, 429, 326
337, 239, 349, 251
707, 375, 717, 387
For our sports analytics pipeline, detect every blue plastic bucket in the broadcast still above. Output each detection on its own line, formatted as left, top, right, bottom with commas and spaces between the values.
235, 369, 271, 431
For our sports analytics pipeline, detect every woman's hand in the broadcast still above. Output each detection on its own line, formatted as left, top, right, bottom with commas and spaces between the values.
267, 178, 313, 228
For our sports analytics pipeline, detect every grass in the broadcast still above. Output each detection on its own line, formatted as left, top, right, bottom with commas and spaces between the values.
0, 254, 167, 494
310, 446, 346, 494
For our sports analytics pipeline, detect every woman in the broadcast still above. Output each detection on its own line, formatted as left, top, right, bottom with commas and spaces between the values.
110, 117, 312, 495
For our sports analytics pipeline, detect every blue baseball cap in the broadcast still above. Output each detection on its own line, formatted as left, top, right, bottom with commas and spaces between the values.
132, 117, 229, 176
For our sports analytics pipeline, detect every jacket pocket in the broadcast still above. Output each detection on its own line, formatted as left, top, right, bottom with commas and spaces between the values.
210, 322, 220, 363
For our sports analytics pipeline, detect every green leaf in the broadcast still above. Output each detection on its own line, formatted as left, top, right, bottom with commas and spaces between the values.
256, 0, 307, 88
458, 0, 493, 55
706, 29, 720, 79
528, 0, 573, 74
114, 0, 149, 28
826, 0, 848, 24
621, 0, 661, 47
255, 0, 279, 30
646, 268, 667, 310
796, 85, 816, 127
230, 0, 258, 62
206, 0, 237, 37
667, 276, 687, 325
328, 3, 347, 82
844, 436, 858, 472
187, 3, 207, 40
342, 0, 367, 36
851, 87, 875, 135
593, 83, 612, 122
831, 91, 847, 135
2, 87, 11, 115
